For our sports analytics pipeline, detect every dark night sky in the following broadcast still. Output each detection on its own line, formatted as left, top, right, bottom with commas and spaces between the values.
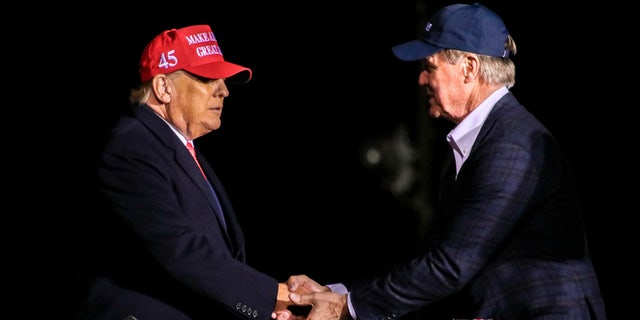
61, 1, 626, 318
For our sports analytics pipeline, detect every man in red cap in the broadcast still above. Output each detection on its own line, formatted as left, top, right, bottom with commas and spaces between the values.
74, 25, 302, 320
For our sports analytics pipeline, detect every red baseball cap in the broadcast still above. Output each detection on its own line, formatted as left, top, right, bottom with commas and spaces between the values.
139, 24, 252, 83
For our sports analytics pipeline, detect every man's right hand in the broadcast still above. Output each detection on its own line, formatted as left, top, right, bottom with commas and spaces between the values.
289, 290, 349, 320
286, 274, 349, 320
286, 274, 330, 294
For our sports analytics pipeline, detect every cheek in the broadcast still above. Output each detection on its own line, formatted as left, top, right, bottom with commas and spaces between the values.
184, 86, 213, 108
177, 84, 202, 104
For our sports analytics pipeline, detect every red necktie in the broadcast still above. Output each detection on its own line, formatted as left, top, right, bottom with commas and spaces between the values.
186, 141, 228, 230
186, 141, 206, 178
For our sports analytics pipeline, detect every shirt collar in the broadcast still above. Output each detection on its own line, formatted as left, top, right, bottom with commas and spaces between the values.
447, 86, 509, 174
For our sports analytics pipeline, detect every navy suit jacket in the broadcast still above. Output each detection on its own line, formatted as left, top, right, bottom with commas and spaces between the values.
76, 104, 278, 320
349, 92, 607, 319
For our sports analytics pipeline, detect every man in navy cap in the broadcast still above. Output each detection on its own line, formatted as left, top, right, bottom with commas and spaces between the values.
278, 3, 607, 320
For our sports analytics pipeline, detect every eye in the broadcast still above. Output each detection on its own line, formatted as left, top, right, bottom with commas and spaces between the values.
420, 60, 436, 72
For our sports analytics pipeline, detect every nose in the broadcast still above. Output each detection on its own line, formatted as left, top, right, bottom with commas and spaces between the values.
215, 80, 229, 98
418, 70, 429, 86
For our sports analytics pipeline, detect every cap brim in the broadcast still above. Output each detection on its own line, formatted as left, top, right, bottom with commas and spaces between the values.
392, 40, 443, 61
185, 61, 252, 84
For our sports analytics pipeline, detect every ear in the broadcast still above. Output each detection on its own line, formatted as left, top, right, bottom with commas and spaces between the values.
463, 54, 479, 81
151, 75, 172, 103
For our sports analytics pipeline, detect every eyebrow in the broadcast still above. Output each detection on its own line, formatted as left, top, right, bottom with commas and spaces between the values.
184, 71, 216, 83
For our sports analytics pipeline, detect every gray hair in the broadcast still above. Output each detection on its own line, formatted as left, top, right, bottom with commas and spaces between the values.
439, 35, 517, 89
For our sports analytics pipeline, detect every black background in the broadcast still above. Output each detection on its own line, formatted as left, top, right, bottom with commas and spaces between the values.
60, 1, 627, 318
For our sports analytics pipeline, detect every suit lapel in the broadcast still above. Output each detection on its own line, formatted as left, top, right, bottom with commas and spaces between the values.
133, 104, 239, 254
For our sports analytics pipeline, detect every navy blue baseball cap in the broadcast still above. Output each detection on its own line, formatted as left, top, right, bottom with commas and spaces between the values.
392, 3, 510, 61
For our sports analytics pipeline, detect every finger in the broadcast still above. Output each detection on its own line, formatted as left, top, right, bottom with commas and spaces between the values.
289, 293, 302, 305
287, 277, 299, 292
278, 313, 290, 320
272, 310, 291, 320
302, 281, 322, 292
289, 293, 312, 306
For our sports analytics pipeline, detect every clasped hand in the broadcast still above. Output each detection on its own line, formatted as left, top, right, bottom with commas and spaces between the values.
272, 275, 349, 320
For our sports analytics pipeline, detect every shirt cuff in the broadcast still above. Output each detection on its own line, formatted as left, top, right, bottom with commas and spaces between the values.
326, 283, 356, 320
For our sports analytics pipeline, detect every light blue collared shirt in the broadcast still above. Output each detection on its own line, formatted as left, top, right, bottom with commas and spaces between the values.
447, 86, 509, 176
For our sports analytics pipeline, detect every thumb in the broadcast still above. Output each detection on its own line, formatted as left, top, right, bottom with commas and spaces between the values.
289, 293, 309, 306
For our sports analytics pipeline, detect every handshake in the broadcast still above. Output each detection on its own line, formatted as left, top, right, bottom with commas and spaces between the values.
272, 275, 350, 320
